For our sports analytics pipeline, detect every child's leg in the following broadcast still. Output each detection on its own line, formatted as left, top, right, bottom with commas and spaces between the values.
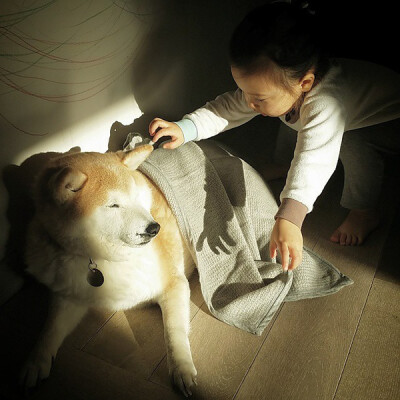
331, 119, 400, 245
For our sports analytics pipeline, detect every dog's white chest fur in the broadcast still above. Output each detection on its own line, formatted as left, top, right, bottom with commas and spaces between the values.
27, 242, 165, 311
88, 245, 165, 310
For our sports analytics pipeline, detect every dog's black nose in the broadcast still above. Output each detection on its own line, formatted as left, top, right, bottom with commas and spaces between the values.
145, 222, 160, 237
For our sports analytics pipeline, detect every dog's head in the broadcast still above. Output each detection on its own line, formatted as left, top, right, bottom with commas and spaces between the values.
34, 145, 157, 261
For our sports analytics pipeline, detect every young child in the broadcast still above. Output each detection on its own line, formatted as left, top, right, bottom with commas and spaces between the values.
148, 2, 400, 271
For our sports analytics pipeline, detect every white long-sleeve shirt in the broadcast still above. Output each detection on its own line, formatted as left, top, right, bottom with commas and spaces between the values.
180, 59, 400, 226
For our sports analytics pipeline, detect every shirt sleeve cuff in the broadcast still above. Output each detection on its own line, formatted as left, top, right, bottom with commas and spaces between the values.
275, 198, 308, 229
174, 119, 198, 143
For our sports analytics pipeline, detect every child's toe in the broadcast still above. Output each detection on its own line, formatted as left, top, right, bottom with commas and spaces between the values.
329, 229, 340, 243
340, 233, 348, 246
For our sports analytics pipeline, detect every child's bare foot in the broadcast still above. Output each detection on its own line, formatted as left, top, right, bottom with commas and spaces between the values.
330, 209, 380, 246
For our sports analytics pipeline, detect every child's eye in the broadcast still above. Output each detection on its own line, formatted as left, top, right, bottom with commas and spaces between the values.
256, 98, 266, 102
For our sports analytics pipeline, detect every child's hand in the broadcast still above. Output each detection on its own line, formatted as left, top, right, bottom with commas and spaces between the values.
269, 218, 303, 271
149, 118, 184, 149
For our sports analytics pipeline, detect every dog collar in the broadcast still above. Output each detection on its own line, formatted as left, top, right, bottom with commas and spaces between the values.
87, 258, 104, 287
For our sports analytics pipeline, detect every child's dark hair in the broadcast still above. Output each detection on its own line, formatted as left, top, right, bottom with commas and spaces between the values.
229, 1, 329, 91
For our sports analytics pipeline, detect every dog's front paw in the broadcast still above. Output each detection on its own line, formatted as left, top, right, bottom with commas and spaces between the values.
170, 360, 198, 397
19, 351, 54, 388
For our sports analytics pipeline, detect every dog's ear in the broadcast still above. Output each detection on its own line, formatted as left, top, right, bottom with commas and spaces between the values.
118, 144, 153, 170
49, 167, 87, 204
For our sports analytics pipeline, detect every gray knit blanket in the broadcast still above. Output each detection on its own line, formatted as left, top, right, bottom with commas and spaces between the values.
129, 137, 352, 335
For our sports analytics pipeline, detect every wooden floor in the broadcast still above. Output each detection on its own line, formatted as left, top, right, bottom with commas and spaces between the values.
0, 159, 399, 400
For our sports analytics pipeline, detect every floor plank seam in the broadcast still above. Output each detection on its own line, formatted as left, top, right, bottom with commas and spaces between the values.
147, 377, 175, 392
190, 300, 205, 321
77, 348, 120, 368
332, 196, 397, 399
231, 304, 285, 400
79, 311, 117, 351
331, 273, 377, 400
148, 353, 167, 381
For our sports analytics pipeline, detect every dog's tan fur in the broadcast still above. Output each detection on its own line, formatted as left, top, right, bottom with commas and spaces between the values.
20, 145, 197, 396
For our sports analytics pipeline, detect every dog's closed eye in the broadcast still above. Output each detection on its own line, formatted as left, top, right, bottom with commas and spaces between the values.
108, 204, 120, 208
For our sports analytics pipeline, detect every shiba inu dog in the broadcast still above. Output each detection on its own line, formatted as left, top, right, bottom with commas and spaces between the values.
19, 145, 197, 396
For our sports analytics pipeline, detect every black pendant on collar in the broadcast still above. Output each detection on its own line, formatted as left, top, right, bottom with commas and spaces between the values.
285, 108, 296, 122
87, 258, 104, 287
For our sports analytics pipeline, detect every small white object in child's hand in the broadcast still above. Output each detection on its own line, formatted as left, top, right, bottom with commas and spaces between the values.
123, 133, 154, 151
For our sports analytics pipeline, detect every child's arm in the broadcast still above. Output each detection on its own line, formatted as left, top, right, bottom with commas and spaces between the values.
279, 96, 347, 225
272, 96, 347, 270
149, 89, 257, 148
185, 89, 257, 141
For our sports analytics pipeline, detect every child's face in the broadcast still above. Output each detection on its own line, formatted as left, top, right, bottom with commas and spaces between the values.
231, 66, 303, 118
